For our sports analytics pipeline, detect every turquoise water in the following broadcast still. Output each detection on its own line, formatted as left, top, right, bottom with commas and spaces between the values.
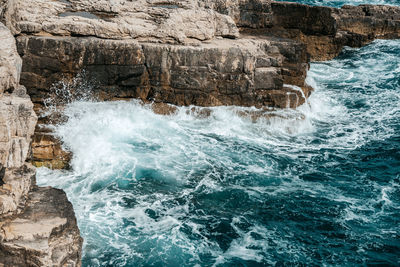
37, 39, 400, 266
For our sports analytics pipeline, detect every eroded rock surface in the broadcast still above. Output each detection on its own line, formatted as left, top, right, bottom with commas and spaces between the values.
0, 187, 83, 267
5, 0, 400, 170
2, 0, 239, 43
0, 23, 21, 94
0, 93, 37, 169
0, 22, 82, 266
17, 35, 310, 109
265, 2, 400, 60
0, 164, 35, 216
9, 0, 400, 111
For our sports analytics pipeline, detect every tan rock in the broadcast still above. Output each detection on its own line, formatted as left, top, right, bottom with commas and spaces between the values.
31, 132, 71, 169
0, 187, 83, 267
0, 94, 37, 168
0, 23, 22, 95
0, 164, 35, 216
0, 20, 82, 266
3, 0, 239, 44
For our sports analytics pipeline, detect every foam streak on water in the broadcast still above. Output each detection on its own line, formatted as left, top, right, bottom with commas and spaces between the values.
37, 40, 400, 266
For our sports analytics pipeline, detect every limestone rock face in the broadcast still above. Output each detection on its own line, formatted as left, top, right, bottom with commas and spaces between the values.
199, 0, 273, 28
17, 35, 310, 109
0, 164, 35, 216
0, 93, 37, 169
0, 23, 22, 95
0, 187, 83, 267
0, 22, 83, 266
267, 2, 400, 60
31, 130, 72, 169
2, 0, 239, 44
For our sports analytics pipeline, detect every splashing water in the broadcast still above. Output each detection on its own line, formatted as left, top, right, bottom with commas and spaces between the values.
37, 38, 400, 266
42, 71, 98, 123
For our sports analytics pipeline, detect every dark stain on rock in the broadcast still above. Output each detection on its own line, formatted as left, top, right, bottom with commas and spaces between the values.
59, 11, 101, 20
0, 166, 5, 186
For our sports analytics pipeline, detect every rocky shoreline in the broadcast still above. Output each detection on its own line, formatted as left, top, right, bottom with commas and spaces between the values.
1, 0, 400, 265
0, 22, 82, 266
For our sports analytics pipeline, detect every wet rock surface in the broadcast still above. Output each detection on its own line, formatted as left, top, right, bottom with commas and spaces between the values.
1, 0, 400, 263
4, 0, 399, 170
17, 35, 310, 109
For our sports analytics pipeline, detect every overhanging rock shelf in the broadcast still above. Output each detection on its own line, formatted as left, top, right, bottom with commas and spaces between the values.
1, 0, 400, 265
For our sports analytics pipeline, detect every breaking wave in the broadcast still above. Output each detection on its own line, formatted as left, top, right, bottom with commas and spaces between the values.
37, 39, 400, 266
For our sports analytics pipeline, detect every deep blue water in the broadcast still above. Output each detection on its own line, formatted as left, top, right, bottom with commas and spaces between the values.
37, 39, 400, 267
37, 3, 400, 264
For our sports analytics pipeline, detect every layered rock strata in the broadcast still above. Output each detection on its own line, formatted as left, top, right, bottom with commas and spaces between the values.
0, 22, 82, 266
264, 2, 400, 60
5, 0, 400, 109
5, 0, 400, 169
1, 0, 400, 265
17, 35, 310, 108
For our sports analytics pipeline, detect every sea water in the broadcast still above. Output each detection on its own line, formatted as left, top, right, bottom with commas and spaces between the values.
37, 19, 400, 267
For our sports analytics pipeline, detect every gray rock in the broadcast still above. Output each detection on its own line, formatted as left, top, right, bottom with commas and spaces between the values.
0, 21, 82, 266
0, 94, 37, 169
0, 23, 37, 169
17, 35, 311, 108
0, 164, 35, 216
0, 23, 22, 95
0, 186, 83, 267
2, 0, 239, 44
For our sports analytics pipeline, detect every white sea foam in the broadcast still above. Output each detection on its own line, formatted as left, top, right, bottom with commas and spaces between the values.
36, 40, 400, 266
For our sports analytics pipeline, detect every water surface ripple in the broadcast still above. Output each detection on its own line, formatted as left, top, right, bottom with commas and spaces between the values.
38, 40, 400, 266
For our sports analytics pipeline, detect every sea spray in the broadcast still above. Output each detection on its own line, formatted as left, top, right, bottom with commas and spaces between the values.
37, 39, 400, 266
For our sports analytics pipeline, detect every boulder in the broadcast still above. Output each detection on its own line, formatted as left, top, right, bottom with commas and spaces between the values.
0, 187, 83, 267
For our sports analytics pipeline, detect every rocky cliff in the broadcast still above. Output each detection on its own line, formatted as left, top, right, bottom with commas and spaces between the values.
3, 0, 400, 109
266, 2, 400, 60
4, 0, 399, 169
0, 23, 82, 266
1, 0, 400, 265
